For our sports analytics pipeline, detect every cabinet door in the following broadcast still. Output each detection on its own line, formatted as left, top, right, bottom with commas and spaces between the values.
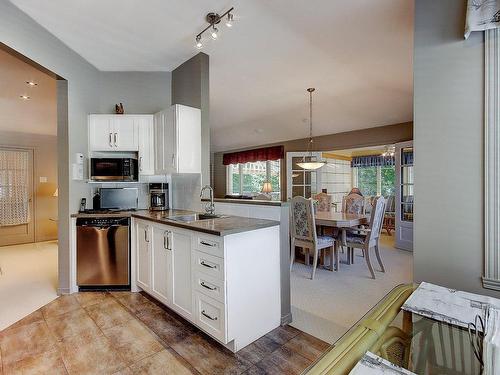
112, 116, 138, 151
89, 115, 114, 151
176, 105, 201, 173
154, 111, 166, 174
163, 107, 177, 174
138, 116, 155, 175
136, 221, 151, 291
170, 228, 193, 319
151, 225, 173, 305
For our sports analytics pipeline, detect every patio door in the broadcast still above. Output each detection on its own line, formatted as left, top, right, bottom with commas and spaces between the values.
395, 141, 413, 251
286, 152, 322, 199
0, 147, 34, 246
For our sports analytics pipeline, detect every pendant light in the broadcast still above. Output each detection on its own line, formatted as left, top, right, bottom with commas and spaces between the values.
297, 88, 326, 170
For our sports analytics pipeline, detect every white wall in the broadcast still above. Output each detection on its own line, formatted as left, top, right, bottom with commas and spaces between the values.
413, 0, 493, 295
320, 158, 352, 211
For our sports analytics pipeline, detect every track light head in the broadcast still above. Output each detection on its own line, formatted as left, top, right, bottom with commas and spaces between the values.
226, 13, 234, 28
195, 35, 203, 49
211, 26, 218, 40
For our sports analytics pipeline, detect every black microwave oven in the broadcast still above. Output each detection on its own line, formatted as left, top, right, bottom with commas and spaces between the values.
90, 158, 138, 182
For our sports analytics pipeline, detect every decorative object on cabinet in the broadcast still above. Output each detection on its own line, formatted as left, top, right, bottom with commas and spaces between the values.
195, 8, 235, 49
115, 102, 124, 114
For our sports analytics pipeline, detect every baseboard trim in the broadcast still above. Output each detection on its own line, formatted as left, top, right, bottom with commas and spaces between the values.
482, 276, 500, 291
281, 312, 292, 325
57, 287, 71, 295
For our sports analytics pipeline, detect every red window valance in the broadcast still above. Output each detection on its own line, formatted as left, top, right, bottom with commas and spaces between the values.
223, 146, 284, 165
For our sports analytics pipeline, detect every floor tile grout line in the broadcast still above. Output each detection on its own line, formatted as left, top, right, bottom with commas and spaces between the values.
40, 304, 70, 375
78, 292, 135, 372
110, 293, 206, 375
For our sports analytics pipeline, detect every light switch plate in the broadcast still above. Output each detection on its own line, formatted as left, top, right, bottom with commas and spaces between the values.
39, 176, 48, 183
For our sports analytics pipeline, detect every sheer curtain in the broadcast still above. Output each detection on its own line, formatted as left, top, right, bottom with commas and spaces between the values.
0, 149, 30, 226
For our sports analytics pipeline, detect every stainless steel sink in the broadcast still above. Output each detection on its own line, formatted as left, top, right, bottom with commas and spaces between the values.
165, 213, 228, 223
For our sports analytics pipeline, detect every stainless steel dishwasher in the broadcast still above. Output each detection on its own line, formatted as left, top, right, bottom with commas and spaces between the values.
76, 217, 130, 289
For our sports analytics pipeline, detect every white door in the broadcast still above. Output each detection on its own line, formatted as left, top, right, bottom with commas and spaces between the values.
170, 228, 193, 319
286, 151, 323, 199
151, 225, 172, 305
136, 221, 151, 290
112, 117, 138, 151
137, 116, 155, 176
89, 115, 114, 151
395, 141, 414, 251
0, 148, 34, 246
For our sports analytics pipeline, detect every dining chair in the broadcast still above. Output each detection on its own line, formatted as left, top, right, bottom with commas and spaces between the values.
313, 192, 332, 212
344, 196, 386, 279
339, 191, 366, 256
290, 196, 337, 279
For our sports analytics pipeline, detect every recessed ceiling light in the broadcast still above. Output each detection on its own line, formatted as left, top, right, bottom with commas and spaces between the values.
20, 95, 31, 100
26, 81, 38, 87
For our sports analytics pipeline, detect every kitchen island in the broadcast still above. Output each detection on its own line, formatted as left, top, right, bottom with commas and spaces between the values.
70, 209, 280, 352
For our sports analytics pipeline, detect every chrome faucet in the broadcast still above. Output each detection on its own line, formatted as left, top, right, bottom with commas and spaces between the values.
200, 185, 215, 215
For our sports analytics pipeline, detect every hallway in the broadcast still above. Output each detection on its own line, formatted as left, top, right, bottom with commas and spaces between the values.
0, 241, 58, 330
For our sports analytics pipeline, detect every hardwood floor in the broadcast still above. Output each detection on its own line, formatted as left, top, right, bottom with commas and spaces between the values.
0, 291, 329, 374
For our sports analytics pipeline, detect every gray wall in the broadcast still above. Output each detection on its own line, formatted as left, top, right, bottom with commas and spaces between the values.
213, 122, 413, 199
0, 1, 173, 293
98, 71, 171, 114
171, 53, 210, 186
414, 0, 493, 295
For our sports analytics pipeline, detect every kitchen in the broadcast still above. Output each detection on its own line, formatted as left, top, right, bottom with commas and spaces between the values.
69, 103, 282, 353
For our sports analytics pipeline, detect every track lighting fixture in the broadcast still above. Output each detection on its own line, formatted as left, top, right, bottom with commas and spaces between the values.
194, 7, 235, 49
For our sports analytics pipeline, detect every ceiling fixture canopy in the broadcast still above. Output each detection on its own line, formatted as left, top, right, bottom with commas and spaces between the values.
381, 145, 395, 157
297, 88, 326, 170
195, 8, 235, 49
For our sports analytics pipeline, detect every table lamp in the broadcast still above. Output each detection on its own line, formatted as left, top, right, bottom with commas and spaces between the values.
261, 182, 273, 194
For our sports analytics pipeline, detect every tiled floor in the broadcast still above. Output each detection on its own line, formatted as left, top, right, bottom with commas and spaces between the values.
0, 291, 329, 374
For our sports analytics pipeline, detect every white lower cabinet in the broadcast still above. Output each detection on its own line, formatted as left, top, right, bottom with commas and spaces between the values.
169, 228, 193, 321
133, 218, 280, 352
194, 291, 226, 342
151, 225, 172, 305
136, 220, 152, 291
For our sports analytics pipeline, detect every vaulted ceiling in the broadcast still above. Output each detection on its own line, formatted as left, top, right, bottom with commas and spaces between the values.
9, 0, 413, 151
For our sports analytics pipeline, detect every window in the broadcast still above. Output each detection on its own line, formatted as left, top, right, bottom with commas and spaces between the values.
354, 165, 396, 197
227, 160, 281, 199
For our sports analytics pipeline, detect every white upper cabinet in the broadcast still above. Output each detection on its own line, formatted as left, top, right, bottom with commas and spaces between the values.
88, 115, 139, 152
137, 115, 155, 175
155, 104, 201, 175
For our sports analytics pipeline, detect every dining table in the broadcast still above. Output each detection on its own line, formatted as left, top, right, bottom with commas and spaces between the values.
314, 211, 369, 269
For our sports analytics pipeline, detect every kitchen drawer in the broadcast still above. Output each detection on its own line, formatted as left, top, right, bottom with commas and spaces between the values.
194, 234, 223, 258
193, 250, 224, 281
193, 272, 225, 303
194, 291, 226, 343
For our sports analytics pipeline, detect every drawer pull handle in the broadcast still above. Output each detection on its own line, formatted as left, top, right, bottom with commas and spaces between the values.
201, 310, 218, 321
200, 240, 216, 247
200, 261, 216, 269
200, 281, 216, 291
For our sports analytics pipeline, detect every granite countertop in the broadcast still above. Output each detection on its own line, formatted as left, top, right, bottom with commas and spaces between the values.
72, 209, 280, 236
203, 198, 289, 207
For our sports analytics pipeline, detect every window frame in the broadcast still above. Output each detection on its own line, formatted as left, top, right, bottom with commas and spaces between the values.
226, 160, 280, 197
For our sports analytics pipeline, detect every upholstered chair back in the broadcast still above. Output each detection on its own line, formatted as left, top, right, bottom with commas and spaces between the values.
290, 196, 317, 243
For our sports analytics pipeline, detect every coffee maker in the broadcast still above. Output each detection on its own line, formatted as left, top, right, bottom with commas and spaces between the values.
149, 183, 169, 211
